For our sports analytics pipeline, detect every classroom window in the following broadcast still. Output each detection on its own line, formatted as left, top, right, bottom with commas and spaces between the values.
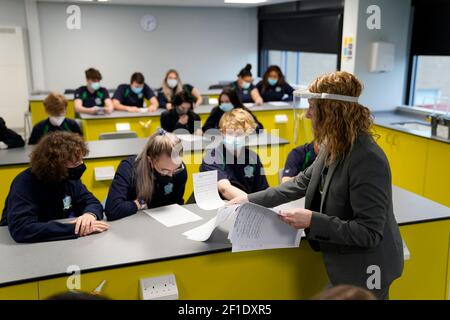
264, 50, 338, 87
410, 55, 450, 112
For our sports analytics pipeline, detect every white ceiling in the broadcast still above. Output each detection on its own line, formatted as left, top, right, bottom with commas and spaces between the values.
39, 0, 298, 8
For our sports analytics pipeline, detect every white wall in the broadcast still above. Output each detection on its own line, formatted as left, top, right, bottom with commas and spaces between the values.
36, 2, 258, 92
0, 0, 32, 91
341, 0, 411, 111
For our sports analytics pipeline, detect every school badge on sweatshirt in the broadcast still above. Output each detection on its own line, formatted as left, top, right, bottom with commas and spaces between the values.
244, 165, 254, 178
63, 195, 72, 210
164, 183, 173, 195
95, 98, 102, 105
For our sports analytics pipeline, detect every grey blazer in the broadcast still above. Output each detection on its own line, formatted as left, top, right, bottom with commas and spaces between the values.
248, 133, 404, 291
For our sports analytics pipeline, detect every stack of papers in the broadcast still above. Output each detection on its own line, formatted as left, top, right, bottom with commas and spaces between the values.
184, 171, 302, 252
182, 202, 302, 252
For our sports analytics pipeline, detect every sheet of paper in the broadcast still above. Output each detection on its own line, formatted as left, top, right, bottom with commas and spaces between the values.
94, 166, 115, 181
143, 204, 202, 227
243, 102, 255, 108
182, 205, 239, 241
268, 101, 290, 107
193, 171, 225, 210
229, 203, 302, 252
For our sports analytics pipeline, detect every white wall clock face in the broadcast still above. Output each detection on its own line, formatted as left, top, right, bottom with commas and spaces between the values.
140, 15, 157, 32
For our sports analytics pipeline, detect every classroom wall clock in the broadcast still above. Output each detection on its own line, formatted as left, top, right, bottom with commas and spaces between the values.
140, 15, 158, 32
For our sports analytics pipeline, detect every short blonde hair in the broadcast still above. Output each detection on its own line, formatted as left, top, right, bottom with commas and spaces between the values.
219, 108, 256, 134
44, 93, 67, 116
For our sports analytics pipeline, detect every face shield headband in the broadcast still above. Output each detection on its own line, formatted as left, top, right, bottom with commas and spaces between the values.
295, 89, 359, 103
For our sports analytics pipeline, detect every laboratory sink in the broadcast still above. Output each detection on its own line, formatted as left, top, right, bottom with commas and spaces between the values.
390, 121, 431, 132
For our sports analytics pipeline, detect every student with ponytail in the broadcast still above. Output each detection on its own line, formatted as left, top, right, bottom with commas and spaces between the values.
105, 129, 187, 221
229, 64, 263, 105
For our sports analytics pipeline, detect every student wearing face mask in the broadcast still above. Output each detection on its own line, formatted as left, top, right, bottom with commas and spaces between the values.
256, 65, 294, 102
1, 132, 108, 243
74, 68, 114, 115
157, 69, 203, 110
160, 91, 202, 135
28, 93, 82, 145
202, 88, 263, 133
229, 64, 263, 105
112, 72, 159, 112
199, 108, 269, 200
105, 129, 188, 221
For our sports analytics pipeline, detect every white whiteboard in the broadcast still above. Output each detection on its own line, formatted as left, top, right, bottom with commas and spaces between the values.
0, 26, 28, 129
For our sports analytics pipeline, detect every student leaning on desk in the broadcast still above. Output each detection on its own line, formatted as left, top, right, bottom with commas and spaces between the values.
202, 87, 263, 133
74, 67, 114, 115
200, 108, 268, 200
105, 129, 187, 221
1, 132, 109, 243
229, 64, 263, 106
112, 72, 159, 112
229, 71, 404, 300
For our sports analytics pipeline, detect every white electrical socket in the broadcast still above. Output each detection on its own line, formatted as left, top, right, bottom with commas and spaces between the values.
139, 274, 179, 300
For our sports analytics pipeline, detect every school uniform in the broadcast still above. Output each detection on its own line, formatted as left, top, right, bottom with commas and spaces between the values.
229, 81, 256, 103
0, 168, 103, 243
105, 156, 188, 221
160, 108, 201, 134
156, 84, 195, 109
28, 118, 82, 145
74, 86, 110, 108
200, 144, 269, 194
112, 83, 155, 108
202, 106, 264, 133
0, 117, 25, 149
256, 81, 294, 102
282, 142, 317, 178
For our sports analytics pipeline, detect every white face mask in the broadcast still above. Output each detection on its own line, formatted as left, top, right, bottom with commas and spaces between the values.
49, 115, 65, 127
167, 78, 178, 89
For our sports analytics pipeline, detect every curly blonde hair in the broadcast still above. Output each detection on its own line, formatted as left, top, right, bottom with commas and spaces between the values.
30, 132, 88, 182
308, 71, 373, 164
219, 108, 257, 135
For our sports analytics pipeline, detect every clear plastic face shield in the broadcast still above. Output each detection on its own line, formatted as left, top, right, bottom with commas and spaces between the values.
293, 89, 359, 144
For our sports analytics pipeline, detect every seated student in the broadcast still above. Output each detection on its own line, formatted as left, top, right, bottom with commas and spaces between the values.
281, 141, 318, 183
0, 132, 108, 243
0, 117, 25, 149
160, 91, 202, 135
199, 108, 269, 200
256, 65, 294, 102
229, 64, 263, 105
157, 69, 203, 110
202, 88, 263, 133
74, 68, 114, 115
28, 93, 82, 145
112, 72, 159, 112
105, 129, 187, 221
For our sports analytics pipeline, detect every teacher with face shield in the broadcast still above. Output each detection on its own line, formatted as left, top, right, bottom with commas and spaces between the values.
230, 71, 404, 300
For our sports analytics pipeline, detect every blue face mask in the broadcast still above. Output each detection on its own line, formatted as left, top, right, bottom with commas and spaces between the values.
90, 82, 101, 91
223, 135, 245, 150
268, 78, 278, 86
219, 103, 234, 112
131, 86, 143, 95
241, 81, 251, 90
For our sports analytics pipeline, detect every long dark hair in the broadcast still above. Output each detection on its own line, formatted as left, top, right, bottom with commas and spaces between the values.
219, 88, 245, 109
261, 65, 286, 93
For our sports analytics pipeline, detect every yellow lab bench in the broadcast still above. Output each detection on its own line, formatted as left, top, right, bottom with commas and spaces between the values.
0, 187, 449, 300
28, 89, 224, 127
0, 133, 289, 214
